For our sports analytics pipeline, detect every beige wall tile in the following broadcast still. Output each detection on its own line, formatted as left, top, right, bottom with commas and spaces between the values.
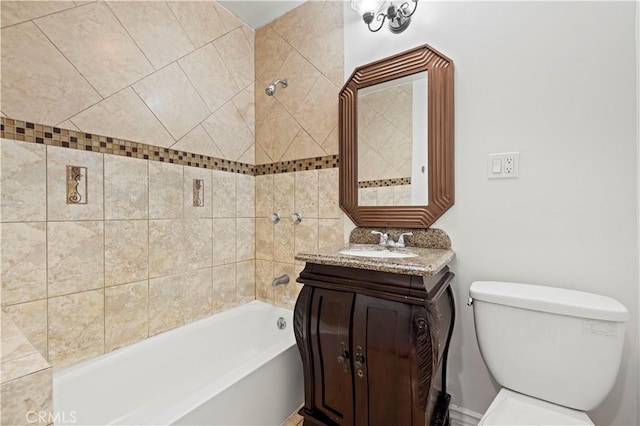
255, 26, 290, 85
255, 259, 274, 304
3, 300, 48, 359
1, 222, 46, 306
255, 79, 276, 133
167, 1, 226, 48
201, 101, 253, 161
212, 264, 236, 313
104, 154, 148, 220
212, 218, 237, 266
107, 1, 194, 70
149, 220, 184, 278
394, 185, 412, 206
172, 125, 223, 159
274, 50, 320, 114
133, 63, 210, 141
274, 221, 295, 265
1, 1, 75, 28
48, 289, 104, 369
149, 161, 183, 219
1, 350, 49, 383
213, 27, 254, 90
47, 146, 104, 221
236, 218, 255, 262
319, 218, 343, 249
183, 219, 213, 270
1, 368, 52, 426
182, 268, 213, 323
149, 270, 212, 335
213, 3, 243, 33
271, 1, 326, 51
1, 140, 46, 222
241, 25, 254, 51
319, 168, 342, 219
280, 130, 327, 162
236, 174, 255, 218
359, 187, 377, 206
295, 170, 319, 218
148, 274, 182, 336
236, 260, 255, 304
35, 2, 154, 97
256, 218, 274, 261
255, 143, 273, 165
295, 218, 318, 255
105, 220, 148, 287
232, 83, 255, 136
105, 281, 148, 352
184, 166, 213, 219
211, 170, 236, 218
47, 221, 104, 297
321, 125, 339, 156
255, 174, 274, 218
297, 2, 344, 87
238, 146, 255, 165
294, 75, 339, 147
70, 88, 174, 149
1, 22, 100, 125
179, 43, 240, 113
256, 101, 301, 162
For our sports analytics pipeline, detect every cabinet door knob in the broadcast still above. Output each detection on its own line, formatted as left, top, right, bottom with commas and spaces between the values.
337, 342, 349, 372
355, 345, 365, 378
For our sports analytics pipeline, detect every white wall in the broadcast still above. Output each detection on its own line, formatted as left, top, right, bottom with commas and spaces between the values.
344, 2, 638, 425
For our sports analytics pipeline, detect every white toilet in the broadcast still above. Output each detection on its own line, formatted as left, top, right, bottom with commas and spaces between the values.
469, 281, 629, 425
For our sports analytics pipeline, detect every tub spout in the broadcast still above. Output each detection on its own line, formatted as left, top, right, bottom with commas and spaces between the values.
272, 274, 290, 287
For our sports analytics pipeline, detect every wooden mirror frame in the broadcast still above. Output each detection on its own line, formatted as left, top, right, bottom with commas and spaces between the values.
339, 44, 454, 228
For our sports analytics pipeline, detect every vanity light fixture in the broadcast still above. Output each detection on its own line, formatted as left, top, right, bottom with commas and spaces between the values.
350, 0, 418, 34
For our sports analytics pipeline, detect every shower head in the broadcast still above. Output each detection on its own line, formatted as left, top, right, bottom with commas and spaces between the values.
265, 79, 288, 96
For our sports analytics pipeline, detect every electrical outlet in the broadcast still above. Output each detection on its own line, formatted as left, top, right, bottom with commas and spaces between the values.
488, 152, 519, 179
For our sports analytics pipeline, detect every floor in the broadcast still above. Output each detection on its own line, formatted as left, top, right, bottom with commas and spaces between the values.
282, 411, 304, 426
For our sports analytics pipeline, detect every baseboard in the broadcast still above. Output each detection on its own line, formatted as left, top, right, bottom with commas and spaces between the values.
449, 404, 483, 426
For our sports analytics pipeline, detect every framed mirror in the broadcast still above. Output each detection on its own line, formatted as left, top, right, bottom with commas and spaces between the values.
339, 44, 454, 228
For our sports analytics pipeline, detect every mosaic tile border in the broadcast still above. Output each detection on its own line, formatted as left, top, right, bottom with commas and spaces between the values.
358, 177, 411, 188
254, 155, 339, 175
0, 117, 339, 176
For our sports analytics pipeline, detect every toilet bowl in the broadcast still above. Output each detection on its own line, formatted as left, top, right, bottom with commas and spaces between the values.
469, 281, 628, 426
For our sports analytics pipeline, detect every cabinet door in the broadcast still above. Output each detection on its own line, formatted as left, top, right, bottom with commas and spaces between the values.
309, 288, 355, 425
352, 295, 417, 426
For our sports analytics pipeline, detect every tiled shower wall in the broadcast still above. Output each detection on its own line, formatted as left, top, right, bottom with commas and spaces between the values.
1, 0, 344, 370
254, 1, 343, 163
1, 0, 255, 163
1, 138, 255, 369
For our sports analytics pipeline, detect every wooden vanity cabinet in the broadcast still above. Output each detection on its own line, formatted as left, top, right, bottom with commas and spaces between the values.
294, 263, 454, 426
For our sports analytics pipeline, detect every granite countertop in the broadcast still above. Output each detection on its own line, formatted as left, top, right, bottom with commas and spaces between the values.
295, 243, 455, 276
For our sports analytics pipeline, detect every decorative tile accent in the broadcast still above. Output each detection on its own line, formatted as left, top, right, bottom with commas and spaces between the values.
358, 177, 412, 188
1, 117, 256, 175
1, 117, 339, 176
255, 155, 339, 175
193, 179, 205, 207
66, 165, 87, 204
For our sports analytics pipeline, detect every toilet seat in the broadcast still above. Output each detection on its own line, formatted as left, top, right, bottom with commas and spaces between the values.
478, 388, 594, 426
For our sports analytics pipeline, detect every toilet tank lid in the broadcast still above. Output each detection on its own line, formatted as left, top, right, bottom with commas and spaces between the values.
470, 281, 629, 322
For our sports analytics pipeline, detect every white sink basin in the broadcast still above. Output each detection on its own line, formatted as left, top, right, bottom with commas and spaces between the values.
339, 248, 418, 259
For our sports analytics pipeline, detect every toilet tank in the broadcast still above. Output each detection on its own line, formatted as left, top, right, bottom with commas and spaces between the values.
470, 281, 628, 412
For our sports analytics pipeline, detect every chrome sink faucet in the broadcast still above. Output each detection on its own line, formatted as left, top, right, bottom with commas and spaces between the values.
371, 230, 391, 246
371, 230, 414, 248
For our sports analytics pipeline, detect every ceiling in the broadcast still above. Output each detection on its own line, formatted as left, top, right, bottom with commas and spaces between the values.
217, 0, 306, 30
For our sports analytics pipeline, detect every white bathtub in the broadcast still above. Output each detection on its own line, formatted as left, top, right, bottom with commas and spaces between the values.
53, 301, 303, 425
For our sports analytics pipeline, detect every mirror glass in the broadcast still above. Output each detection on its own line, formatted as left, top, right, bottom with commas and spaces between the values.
357, 71, 428, 206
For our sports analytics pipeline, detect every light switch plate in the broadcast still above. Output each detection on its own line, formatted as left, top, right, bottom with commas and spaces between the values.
488, 152, 519, 179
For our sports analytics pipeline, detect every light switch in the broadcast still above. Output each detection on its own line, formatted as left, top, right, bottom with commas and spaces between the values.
491, 158, 502, 173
